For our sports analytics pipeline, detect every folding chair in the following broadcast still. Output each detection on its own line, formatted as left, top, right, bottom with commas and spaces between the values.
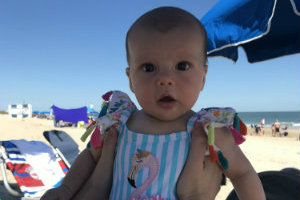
0, 140, 68, 199
43, 130, 80, 168
0, 130, 81, 199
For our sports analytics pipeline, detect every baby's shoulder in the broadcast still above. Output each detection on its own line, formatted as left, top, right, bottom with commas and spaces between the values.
125, 110, 144, 132
81, 90, 137, 149
194, 107, 236, 125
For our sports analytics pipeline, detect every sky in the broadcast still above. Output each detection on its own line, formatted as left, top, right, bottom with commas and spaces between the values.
0, 0, 299, 112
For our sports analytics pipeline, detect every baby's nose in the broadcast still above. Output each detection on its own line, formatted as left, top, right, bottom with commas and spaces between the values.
156, 71, 175, 87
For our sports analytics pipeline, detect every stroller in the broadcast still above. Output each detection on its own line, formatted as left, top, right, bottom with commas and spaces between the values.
0, 130, 80, 200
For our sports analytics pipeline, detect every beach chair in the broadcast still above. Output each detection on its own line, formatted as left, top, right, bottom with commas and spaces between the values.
0, 140, 68, 199
0, 130, 80, 199
43, 130, 80, 168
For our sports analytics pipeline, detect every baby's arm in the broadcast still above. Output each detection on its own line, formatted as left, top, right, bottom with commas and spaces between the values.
215, 127, 265, 200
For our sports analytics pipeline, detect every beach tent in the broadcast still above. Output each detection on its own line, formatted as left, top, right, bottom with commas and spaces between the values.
51, 105, 88, 125
202, 0, 300, 63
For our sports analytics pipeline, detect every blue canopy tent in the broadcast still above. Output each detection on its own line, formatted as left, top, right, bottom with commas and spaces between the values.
51, 105, 89, 126
202, 0, 300, 63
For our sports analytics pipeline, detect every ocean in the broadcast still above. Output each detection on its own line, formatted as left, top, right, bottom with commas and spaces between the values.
238, 111, 300, 128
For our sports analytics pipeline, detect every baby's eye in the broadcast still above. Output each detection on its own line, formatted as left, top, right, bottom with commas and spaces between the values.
176, 62, 190, 71
142, 63, 156, 72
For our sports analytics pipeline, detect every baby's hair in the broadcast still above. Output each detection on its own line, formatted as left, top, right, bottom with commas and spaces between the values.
125, 6, 207, 65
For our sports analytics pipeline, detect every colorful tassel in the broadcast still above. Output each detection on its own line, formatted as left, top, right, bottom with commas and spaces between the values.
233, 113, 240, 132
209, 145, 218, 163
229, 126, 245, 145
81, 124, 96, 142
207, 124, 214, 145
86, 120, 96, 130
217, 151, 229, 170
102, 91, 113, 101
99, 102, 109, 117
87, 141, 91, 149
207, 124, 218, 163
90, 126, 103, 149
239, 118, 247, 136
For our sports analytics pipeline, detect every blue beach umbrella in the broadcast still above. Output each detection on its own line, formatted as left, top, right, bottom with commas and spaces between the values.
202, 0, 300, 63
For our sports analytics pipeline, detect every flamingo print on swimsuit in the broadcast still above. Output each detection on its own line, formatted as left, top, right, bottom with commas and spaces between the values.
128, 149, 164, 200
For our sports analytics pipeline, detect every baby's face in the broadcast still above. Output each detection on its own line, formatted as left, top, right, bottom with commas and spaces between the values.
126, 25, 207, 121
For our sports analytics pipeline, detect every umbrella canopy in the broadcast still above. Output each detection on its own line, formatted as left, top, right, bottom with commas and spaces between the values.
202, 0, 300, 63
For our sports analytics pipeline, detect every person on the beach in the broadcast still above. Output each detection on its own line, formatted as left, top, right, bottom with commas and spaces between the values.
255, 124, 261, 135
274, 120, 281, 137
260, 118, 265, 134
271, 123, 276, 137
42, 7, 264, 200
260, 118, 265, 127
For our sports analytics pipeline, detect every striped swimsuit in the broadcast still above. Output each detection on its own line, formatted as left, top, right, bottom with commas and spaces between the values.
110, 113, 197, 200
88, 91, 240, 200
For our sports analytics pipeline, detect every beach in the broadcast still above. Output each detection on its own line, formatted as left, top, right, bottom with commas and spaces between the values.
0, 114, 299, 200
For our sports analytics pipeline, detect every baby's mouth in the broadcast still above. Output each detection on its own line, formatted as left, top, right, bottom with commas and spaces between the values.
159, 96, 175, 102
157, 95, 176, 108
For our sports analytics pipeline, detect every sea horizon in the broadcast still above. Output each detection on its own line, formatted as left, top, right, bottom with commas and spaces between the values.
238, 111, 300, 128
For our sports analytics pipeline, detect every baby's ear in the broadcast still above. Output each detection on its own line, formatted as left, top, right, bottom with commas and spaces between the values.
126, 67, 130, 76
203, 65, 208, 77
126, 67, 134, 93
200, 65, 208, 91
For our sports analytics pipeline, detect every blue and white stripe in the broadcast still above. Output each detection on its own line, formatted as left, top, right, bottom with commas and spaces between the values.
110, 117, 194, 200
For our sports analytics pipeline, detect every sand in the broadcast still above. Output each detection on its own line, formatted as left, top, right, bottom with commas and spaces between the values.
0, 114, 299, 200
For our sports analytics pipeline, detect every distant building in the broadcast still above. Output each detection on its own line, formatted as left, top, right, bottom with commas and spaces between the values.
8, 104, 32, 118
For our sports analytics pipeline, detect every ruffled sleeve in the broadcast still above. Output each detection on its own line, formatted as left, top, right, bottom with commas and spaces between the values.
188, 107, 247, 170
81, 91, 137, 149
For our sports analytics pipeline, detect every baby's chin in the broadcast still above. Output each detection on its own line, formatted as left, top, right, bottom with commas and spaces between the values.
145, 109, 194, 123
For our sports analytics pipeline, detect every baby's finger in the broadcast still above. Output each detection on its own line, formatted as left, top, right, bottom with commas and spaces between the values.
186, 122, 208, 169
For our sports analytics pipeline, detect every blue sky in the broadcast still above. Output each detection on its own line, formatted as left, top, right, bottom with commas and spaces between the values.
0, 0, 299, 112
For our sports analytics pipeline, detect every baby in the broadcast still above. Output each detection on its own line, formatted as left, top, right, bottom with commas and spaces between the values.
43, 6, 265, 200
